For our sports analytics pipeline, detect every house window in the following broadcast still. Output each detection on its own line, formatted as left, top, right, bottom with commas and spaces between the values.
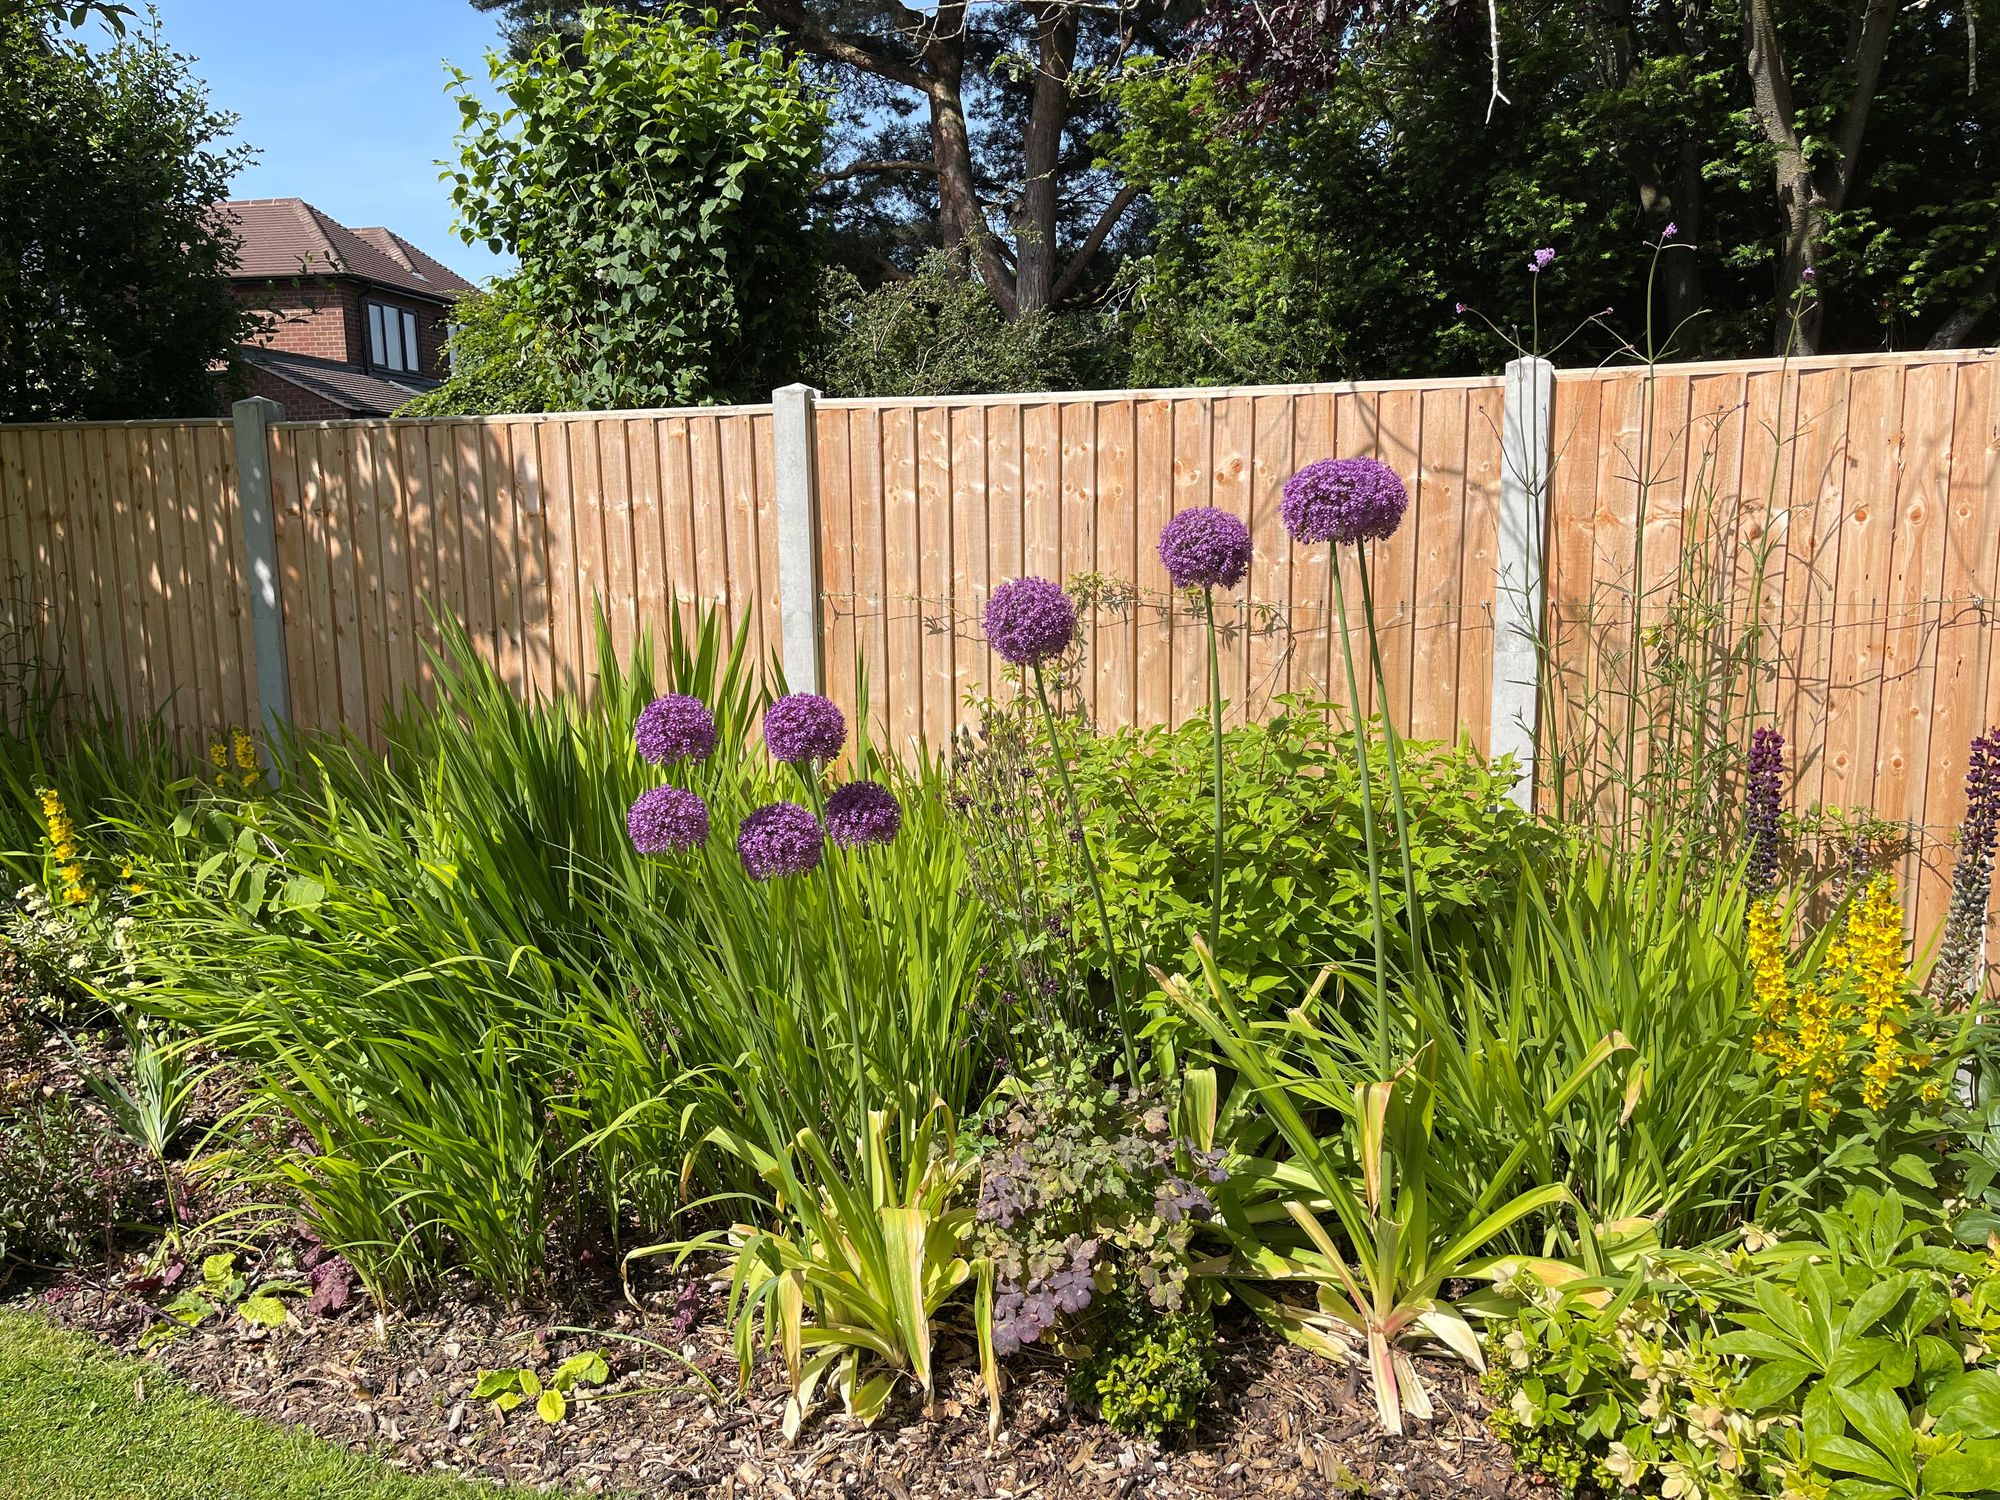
367, 302, 422, 374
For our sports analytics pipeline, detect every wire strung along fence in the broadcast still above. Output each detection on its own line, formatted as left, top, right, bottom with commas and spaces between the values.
0, 346, 1996, 943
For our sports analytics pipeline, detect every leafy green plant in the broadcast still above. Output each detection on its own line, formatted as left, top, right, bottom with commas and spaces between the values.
650, 1103, 991, 1440
969, 1036, 1226, 1355
1067, 1289, 1218, 1440
147, 1252, 303, 1346
1056, 701, 1549, 996
469, 1351, 609, 1424
1485, 1191, 2000, 1498
1161, 943, 1578, 1432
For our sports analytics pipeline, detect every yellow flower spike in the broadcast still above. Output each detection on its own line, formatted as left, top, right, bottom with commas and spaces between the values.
208, 738, 229, 770
232, 727, 258, 772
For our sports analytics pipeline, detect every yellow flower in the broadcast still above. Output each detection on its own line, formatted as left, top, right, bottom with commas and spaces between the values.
232, 727, 258, 772
208, 738, 229, 770
36, 785, 91, 904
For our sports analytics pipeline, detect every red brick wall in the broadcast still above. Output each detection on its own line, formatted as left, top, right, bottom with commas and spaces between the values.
234, 280, 450, 378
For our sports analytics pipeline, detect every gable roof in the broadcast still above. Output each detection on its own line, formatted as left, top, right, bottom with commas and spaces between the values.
239, 347, 439, 418
218, 198, 477, 301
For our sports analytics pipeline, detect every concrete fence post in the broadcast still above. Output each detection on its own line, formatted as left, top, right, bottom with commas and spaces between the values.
229, 396, 291, 753
772, 383, 824, 694
1491, 356, 1554, 810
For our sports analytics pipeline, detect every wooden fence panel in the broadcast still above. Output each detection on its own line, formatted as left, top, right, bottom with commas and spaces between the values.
3, 354, 1995, 953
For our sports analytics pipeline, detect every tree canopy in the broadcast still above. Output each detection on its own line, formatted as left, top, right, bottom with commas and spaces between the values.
0, 8, 254, 421
437, 6, 826, 412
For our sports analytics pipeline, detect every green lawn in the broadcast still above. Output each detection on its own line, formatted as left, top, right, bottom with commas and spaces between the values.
0, 1310, 527, 1500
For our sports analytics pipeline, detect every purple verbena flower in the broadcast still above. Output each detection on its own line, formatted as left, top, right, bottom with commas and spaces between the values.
1280, 458, 1410, 547
1158, 506, 1253, 590
1936, 727, 2000, 999
824, 779, 902, 848
985, 576, 1076, 667
1745, 727, 1785, 896
763, 693, 846, 765
1530, 246, 1556, 273
1662, 222, 1678, 241
1801, 265, 1815, 283
634, 693, 717, 766
628, 786, 711, 855
1454, 301, 1468, 314
737, 800, 824, 880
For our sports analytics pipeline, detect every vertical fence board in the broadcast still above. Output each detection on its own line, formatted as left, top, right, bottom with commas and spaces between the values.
949, 405, 987, 729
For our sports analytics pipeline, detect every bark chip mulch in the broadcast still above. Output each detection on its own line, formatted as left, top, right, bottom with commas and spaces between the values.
26, 1262, 1542, 1499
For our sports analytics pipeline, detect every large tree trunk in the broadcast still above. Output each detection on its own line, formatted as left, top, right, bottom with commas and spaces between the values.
1742, 0, 1898, 354
1011, 2, 1079, 316
1743, 0, 1823, 352
922, 7, 1017, 312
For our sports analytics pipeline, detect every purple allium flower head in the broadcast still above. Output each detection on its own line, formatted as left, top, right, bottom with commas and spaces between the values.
984, 576, 1076, 666
1530, 246, 1556, 273
634, 693, 716, 766
737, 801, 824, 880
1280, 457, 1410, 547
1745, 727, 1785, 895
1936, 727, 2000, 998
763, 692, 846, 764
1454, 301, 1468, 314
1157, 506, 1253, 590
628, 786, 711, 855
1662, 222, 1678, 241
1800, 265, 1815, 283
825, 779, 902, 848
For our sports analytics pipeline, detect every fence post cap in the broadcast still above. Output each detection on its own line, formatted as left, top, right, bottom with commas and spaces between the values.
231, 395, 284, 418
773, 382, 822, 398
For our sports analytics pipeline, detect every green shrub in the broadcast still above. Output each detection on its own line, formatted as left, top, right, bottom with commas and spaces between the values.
807, 255, 1116, 398
1067, 1289, 1217, 1440
1060, 698, 1550, 993
1483, 1190, 2000, 1499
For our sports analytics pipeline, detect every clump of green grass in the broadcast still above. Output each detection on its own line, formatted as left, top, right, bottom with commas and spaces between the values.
0, 1309, 554, 1500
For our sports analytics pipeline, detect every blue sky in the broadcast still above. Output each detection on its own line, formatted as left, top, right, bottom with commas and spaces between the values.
140, 1, 516, 284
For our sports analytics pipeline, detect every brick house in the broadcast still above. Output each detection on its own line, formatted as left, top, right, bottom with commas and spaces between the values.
220, 198, 477, 420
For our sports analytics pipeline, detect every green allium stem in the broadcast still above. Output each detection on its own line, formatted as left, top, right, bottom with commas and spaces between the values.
1031, 664, 1142, 1085
1329, 558, 1389, 1074
1203, 587, 1227, 963
1356, 549, 1426, 968
801, 768, 867, 1126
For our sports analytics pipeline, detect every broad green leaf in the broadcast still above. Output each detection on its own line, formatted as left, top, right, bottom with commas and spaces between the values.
237, 1294, 289, 1329
536, 1387, 566, 1423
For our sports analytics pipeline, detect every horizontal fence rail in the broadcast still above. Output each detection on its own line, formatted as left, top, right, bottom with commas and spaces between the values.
2, 348, 1996, 947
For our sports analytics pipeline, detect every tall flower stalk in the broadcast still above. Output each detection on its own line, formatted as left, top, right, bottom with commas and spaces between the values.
1157, 506, 1254, 959
984, 575, 1141, 1082
1281, 458, 1414, 1074
1936, 728, 2000, 1003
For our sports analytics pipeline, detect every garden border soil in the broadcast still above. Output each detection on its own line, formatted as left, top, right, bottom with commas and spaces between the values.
24, 1267, 1539, 1499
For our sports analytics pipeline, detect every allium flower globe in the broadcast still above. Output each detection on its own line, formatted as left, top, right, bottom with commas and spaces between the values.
737, 801, 824, 880
763, 692, 846, 765
1157, 506, 1253, 590
626, 786, 710, 855
825, 779, 902, 848
984, 577, 1076, 667
634, 693, 716, 766
1280, 458, 1410, 546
